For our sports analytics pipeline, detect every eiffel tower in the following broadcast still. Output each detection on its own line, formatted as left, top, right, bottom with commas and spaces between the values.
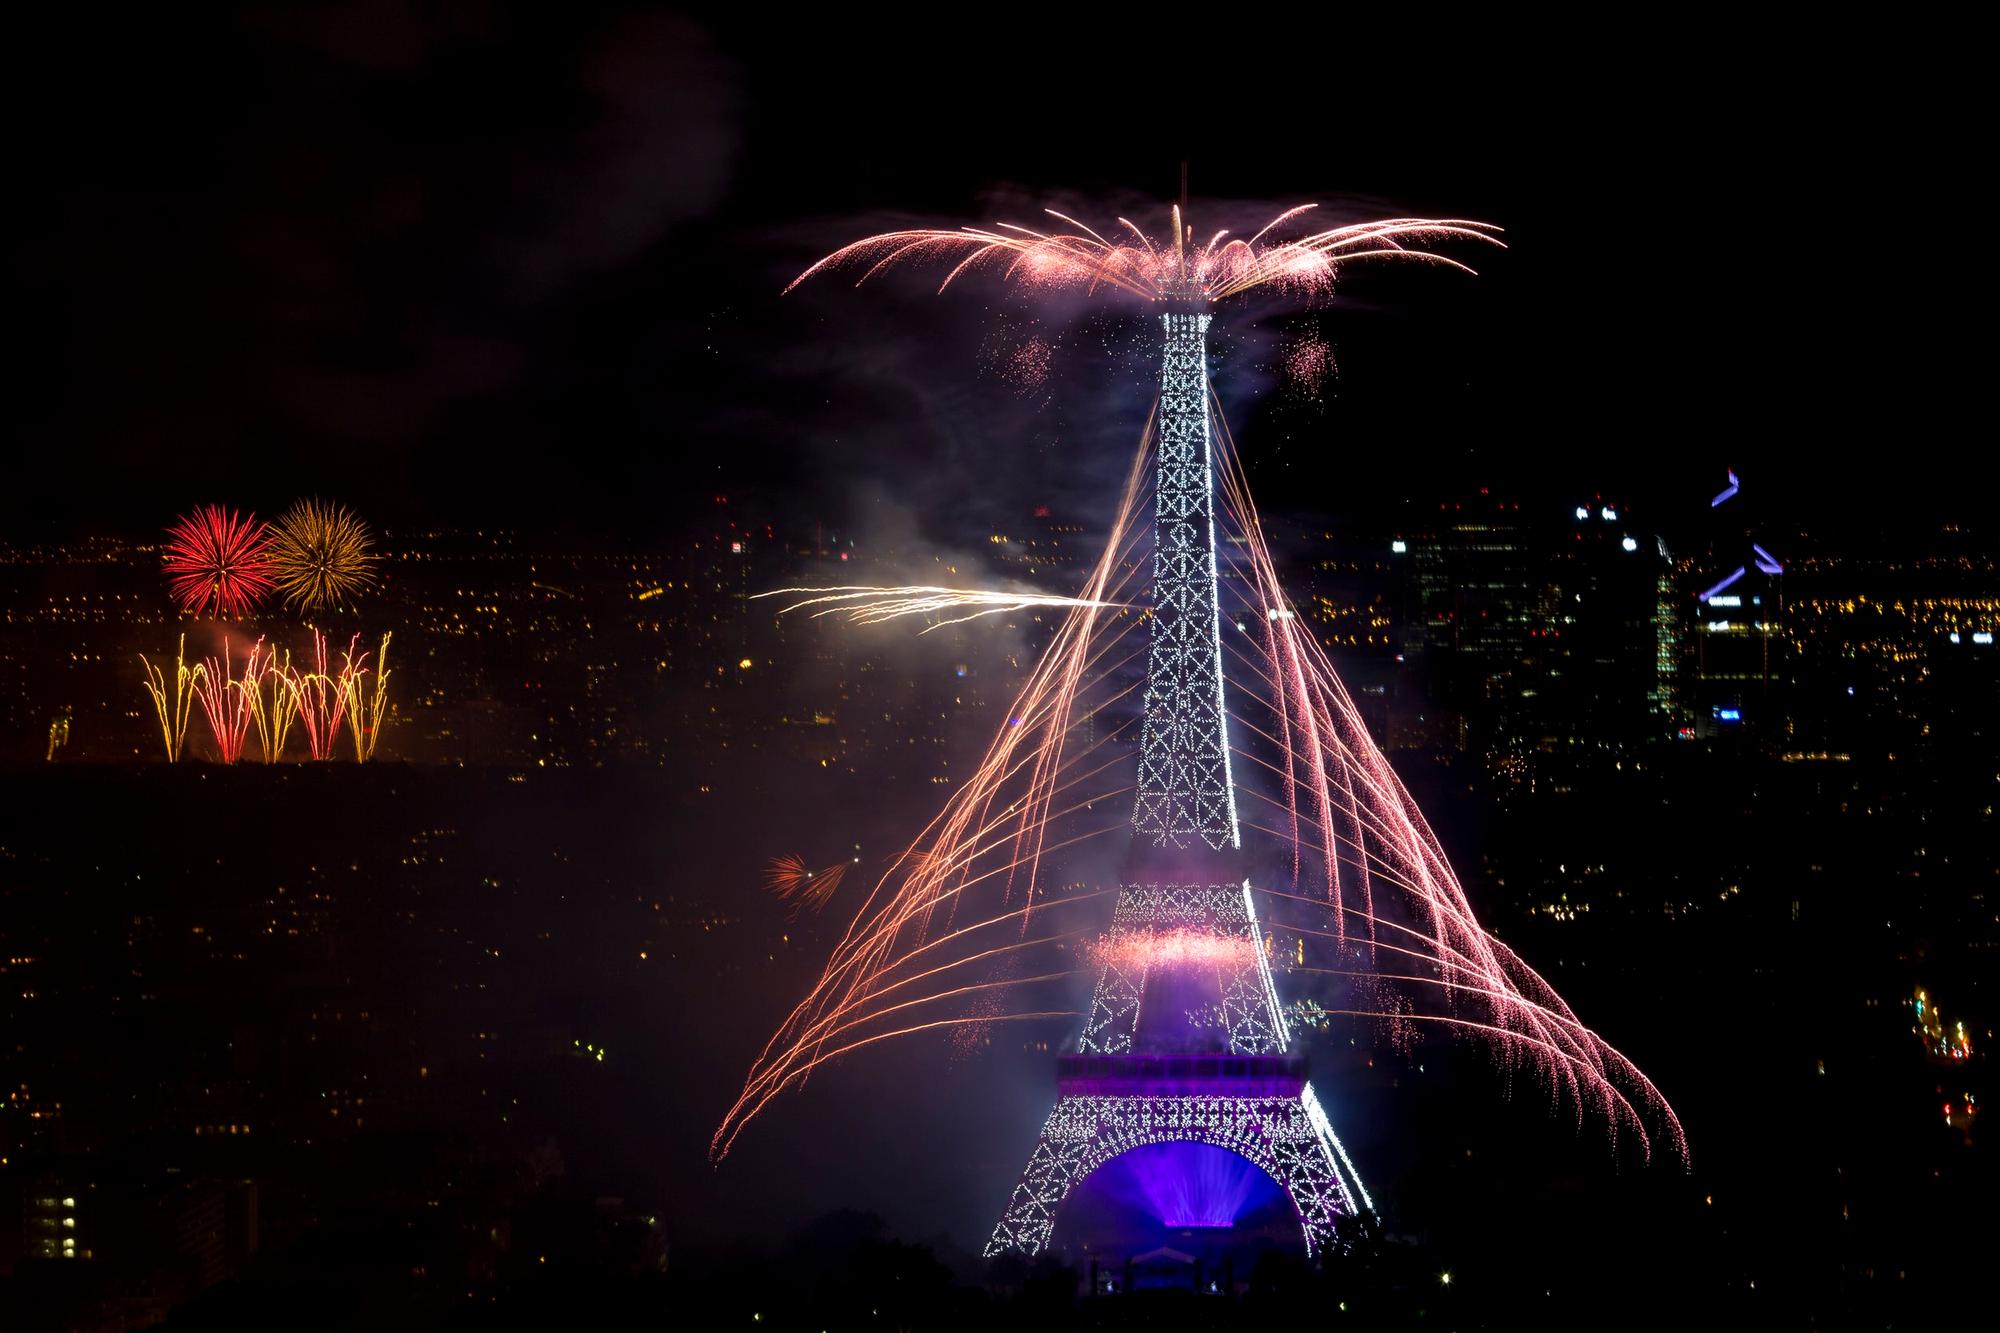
983, 306, 1374, 1258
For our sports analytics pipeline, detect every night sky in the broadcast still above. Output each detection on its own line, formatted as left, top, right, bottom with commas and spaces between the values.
10, 10, 1983, 541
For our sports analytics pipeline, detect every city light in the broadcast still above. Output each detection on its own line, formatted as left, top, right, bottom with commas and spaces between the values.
1698, 567, 1747, 603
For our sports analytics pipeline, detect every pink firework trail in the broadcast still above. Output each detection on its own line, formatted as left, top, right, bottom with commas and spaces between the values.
712, 423, 1155, 1160
192, 638, 264, 764
1095, 928, 1257, 972
1209, 400, 1685, 1162
786, 203, 1502, 302
286, 629, 360, 761
718, 197, 1678, 1168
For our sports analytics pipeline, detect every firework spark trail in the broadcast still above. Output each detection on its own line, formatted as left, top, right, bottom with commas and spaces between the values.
723, 196, 1678, 1167
287, 630, 356, 761
716, 475, 1152, 1136
754, 585, 1125, 632
710, 423, 1154, 1162
787, 205, 1503, 303
715, 393, 1684, 1166
1210, 399, 1685, 1160
192, 639, 262, 764
245, 646, 302, 762
270, 499, 379, 611
809, 435, 1150, 970
343, 633, 393, 761
163, 506, 276, 617
1096, 928, 1256, 971
139, 635, 204, 762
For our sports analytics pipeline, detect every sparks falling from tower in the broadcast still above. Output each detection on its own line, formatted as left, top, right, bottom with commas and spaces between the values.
721, 196, 1680, 1255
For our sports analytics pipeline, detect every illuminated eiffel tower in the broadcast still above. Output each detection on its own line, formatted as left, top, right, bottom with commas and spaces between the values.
983, 305, 1374, 1258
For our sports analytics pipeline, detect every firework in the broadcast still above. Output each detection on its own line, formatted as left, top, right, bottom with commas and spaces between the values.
1211, 396, 1684, 1160
269, 499, 379, 611
192, 639, 262, 763
722, 192, 1678, 1172
755, 585, 1124, 633
1008, 337, 1052, 392
715, 403, 1684, 1168
244, 645, 301, 762
139, 635, 204, 762
711, 422, 1156, 1162
1284, 330, 1334, 396
787, 204, 1502, 304
162, 506, 276, 617
285, 629, 354, 760
763, 855, 849, 916
344, 632, 392, 761
1095, 928, 1256, 972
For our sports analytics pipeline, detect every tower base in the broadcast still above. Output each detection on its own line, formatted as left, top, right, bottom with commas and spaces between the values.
984, 1072, 1372, 1257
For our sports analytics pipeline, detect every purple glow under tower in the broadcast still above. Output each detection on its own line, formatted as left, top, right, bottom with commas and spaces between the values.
983, 308, 1374, 1258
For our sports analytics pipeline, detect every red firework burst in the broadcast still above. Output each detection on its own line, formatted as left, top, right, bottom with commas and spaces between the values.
163, 506, 276, 617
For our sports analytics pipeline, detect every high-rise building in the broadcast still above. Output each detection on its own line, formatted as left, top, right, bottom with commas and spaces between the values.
1397, 492, 1674, 762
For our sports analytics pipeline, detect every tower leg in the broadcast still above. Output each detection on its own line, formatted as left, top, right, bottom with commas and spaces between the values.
983, 1091, 1371, 1258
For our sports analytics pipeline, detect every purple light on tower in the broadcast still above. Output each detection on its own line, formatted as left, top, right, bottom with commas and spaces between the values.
1094, 1142, 1285, 1228
1711, 469, 1740, 507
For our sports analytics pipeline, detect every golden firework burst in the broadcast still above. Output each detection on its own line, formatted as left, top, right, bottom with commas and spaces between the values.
269, 499, 379, 611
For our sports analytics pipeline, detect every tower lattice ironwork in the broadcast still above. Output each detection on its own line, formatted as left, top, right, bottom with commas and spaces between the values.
985, 311, 1374, 1258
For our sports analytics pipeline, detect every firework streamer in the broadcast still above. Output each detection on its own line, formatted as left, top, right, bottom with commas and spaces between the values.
343, 632, 392, 761
712, 416, 1155, 1161
754, 585, 1124, 633
286, 630, 353, 760
785, 204, 1501, 302
162, 506, 276, 617
717, 197, 1682, 1168
139, 635, 205, 762
192, 639, 260, 763
244, 646, 301, 762
1209, 395, 1684, 1159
